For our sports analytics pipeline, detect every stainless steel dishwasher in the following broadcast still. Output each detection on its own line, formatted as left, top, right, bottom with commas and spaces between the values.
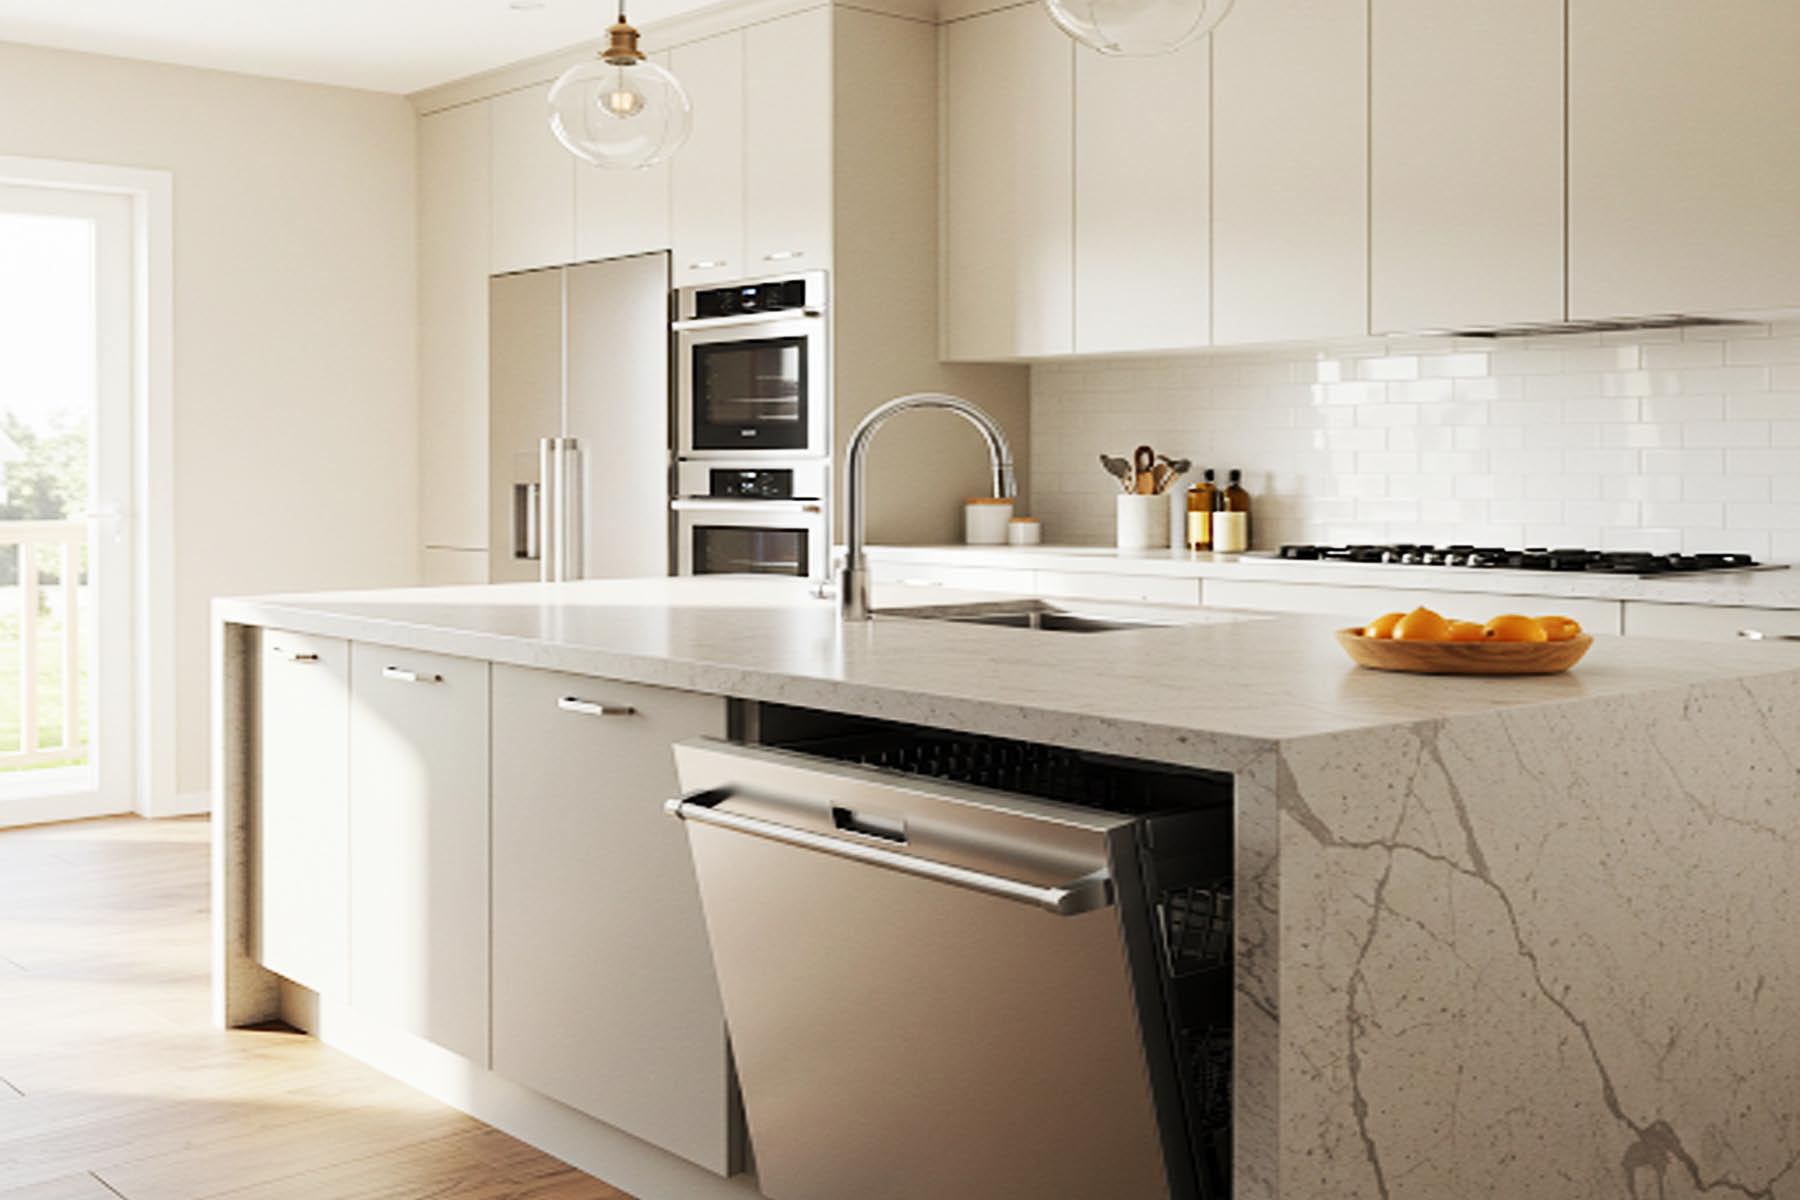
667, 725, 1234, 1200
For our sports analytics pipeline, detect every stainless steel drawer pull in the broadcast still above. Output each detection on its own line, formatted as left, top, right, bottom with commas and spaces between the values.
558, 696, 637, 717
666, 787, 1114, 916
689, 259, 726, 270
763, 249, 803, 261
1739, 629, 1800, 641
382, 666, 443, 684
272, 648, 319, 663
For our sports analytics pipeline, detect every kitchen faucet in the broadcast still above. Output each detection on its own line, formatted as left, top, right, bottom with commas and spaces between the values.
839, 393, 1016, 620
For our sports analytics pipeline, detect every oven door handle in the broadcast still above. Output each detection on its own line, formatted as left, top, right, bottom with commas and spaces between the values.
673, 309, 824, 332
671, 498, 824, 514
666, 787, 1115, 916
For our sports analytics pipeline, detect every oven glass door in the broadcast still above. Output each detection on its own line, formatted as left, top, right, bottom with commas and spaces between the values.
692, 525, 811, 577
691, 336, 809, 451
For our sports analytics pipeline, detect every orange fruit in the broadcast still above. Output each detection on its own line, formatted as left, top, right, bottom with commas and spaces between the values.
1484, 614, 1549, 643
1366, 611, 1405, 639
1394, 607, 1452, 642
1446, 620, 1487, 642
1536, 615, 1582, 642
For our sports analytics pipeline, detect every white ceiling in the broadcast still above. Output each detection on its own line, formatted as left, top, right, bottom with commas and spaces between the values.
0, 0, 712, 95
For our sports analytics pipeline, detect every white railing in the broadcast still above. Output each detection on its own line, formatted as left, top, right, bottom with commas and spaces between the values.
0, 519, 87, 767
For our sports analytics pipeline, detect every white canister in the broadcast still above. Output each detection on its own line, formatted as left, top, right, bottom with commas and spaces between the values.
1116, 493, 1170, 551
1215, 511, 1250, 554
964, 498, 1014, 544
1007, 516, 1042, 546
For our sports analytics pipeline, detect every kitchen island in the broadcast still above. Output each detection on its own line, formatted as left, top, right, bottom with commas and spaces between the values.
214, 577, 1800, 1200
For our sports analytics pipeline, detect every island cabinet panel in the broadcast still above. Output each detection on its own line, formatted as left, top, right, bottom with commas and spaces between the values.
489, 84, 577, 275
490, 665, 736, 1175
1211, 0, 1367, 346
252, 629, 350, 997
941, 4, 1074, 360
1073, 36, 1209, 355
347, 645, 491, 1065
671, 30, 747, 286
1370, 0, 1564, 333
745, 8, 833, 273
574, 52, 673, 264
1570, 1, 1800, 318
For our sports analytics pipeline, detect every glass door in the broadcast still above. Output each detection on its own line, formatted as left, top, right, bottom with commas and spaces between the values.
0, 184, 134, 827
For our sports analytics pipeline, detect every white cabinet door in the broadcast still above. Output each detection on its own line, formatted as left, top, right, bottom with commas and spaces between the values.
671, 31, 746, 286
1212, 0, 1366, 345
253, 629, 349, 996
491, 666, 735, 1174
574, 52, 673, 262
1203, 578, 1624, 634
745, 9, 833, 272
1371, 0, 1563, 333
941, 6, 1073, 360
1623, 602, 1800, 643
490, 85, 576, 274
348, 645, 490, 1064
1073, 38, 1208, 354
1570, 2, 1800, 318
420, 103, 492, 554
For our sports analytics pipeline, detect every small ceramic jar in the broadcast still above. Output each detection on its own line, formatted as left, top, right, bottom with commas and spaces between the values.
964, 498, 1014, 544
1007, 517, 1042, 546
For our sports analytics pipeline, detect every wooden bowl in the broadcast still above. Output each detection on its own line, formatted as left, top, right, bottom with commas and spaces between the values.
1336, 628, 1594, 675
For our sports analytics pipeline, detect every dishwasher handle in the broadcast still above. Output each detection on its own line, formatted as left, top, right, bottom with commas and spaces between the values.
666, 787, 1114, 917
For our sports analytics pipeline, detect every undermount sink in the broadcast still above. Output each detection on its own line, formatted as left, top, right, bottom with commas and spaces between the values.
884, 600, 1175, 634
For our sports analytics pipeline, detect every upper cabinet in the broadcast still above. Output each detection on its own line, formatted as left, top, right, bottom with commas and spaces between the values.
1370, 0, 1564, 333
489, 84, 576, 274
1211, 0, 1367, 345
1569, 1, 1800, 318
671, 31, 747, 286
672, 12, 835, 287
941, 5, 1074, 360
745, 9, 834, 273
419, 102, 492, 555
1072, 39, 1210, 355
575, 52, 673, 263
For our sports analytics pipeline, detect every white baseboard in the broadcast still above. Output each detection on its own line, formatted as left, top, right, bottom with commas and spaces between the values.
0, 791, 124, 830
138, 788, 210, 818
280, 982, 764, 1200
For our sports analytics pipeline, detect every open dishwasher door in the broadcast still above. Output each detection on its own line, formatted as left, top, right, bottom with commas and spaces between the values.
668, 737, 1190, 1200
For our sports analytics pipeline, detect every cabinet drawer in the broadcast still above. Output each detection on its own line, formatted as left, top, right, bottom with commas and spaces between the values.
491, 666, 736, 1175
253, 628, 349, 995
1623, 601, 1800, 642
1035, 571, 1200, 606
348, 645, 490, 1063
1204, 578, 1623, 633
867, 558, 1036, 595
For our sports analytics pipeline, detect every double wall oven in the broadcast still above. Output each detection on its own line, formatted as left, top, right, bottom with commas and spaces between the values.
673, 273, 831, 579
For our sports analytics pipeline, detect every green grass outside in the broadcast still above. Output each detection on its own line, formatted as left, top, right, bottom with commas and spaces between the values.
0, 602, 91, 771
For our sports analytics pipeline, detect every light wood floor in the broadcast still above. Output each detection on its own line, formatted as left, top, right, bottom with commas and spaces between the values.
0, 815, 633, 1200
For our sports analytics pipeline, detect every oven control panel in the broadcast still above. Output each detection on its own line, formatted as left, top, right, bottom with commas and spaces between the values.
694, 279, 808, 318
709, 468, 795, 500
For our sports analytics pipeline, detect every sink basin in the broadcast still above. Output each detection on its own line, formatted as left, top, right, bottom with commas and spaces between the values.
884, 600, 1174, 634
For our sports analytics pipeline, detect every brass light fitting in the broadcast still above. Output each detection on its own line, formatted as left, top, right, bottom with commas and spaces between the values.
602, 12, 646, 65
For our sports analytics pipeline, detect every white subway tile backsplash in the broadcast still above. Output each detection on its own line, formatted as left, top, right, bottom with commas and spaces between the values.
1030, 326, 1800, 560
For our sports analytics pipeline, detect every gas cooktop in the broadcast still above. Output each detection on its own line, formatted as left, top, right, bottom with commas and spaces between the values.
1272, 544, 1785, 576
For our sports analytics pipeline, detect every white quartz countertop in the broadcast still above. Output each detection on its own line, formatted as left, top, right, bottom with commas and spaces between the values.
867, 543, 1800, 608
216, 576, 1800, 768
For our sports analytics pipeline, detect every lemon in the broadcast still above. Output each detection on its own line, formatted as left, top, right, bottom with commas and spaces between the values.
1446, 620, 1487, 642
1394, 607, 1452, 642
1484, 614, 1549, 643
1536, 615, 1582, 642
1366, 611, 1405, 639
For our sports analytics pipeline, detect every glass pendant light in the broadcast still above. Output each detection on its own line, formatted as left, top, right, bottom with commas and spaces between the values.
1043, 0, 1234, 56
548, 6, 692, 170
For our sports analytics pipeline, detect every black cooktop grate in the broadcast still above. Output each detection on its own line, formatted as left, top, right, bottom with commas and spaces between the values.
1275, 544, 1763, 575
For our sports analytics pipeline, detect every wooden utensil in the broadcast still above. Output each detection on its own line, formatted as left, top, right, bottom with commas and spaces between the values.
1151, 463, 1173, 494
1154, 456, 1191, 494
1133, 445, 1156, 495
1336, 629, 1593, 675
1099, 454, 1134, 493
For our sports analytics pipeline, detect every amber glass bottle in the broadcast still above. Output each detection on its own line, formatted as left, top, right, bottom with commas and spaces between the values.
1186, 469, 1218, 551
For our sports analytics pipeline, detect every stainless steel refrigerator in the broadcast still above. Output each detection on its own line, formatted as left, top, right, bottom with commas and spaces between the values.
489, 252, 671, 583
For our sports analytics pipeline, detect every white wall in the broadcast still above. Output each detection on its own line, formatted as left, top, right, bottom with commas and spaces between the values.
1031, 320, 1800, 560
0, 40, 419, 805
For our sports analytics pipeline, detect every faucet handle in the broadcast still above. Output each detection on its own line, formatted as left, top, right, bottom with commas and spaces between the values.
809, 578, 837, 600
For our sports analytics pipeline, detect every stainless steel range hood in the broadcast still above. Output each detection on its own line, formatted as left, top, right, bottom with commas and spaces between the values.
1425, 314, 1758, 339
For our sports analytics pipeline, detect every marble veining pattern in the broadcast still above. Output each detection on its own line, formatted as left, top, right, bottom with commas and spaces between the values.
1276, 674, 1800, 1199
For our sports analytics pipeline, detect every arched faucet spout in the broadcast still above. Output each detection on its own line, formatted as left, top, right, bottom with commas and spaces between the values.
839, 393, 1016, 620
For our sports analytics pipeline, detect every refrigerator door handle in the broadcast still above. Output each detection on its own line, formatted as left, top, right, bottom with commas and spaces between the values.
538, 437, 555, 583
